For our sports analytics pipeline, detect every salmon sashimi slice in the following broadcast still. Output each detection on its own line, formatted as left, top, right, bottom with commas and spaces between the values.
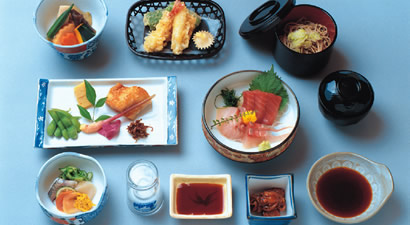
242, 90, 282, 125
216, 107, 244, 141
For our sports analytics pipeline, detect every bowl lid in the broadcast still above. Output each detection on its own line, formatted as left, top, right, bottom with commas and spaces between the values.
319, 70, 374, 117
239, 0, 295, 39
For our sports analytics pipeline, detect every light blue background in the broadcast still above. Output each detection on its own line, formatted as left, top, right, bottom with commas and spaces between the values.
0, 0, 409, 224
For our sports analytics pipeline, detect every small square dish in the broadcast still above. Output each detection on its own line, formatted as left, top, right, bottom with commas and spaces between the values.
246, 174, 297, 225
126, 0, 226, 60
169, 174, 232, 219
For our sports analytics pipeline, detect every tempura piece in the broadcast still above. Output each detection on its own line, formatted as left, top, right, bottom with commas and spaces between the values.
171, 6, 198, 55
143, 10, 173, 53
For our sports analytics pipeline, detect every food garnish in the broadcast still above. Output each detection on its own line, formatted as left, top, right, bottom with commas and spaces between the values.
241, 110, 257, 125
249, 65, 288, 111
47, 108, 81, 140
59, 165, 93, 182
47, 4, 96, 45
258, 140, 271, 151
77, 80, 111, 122
74, 192, 95, 212
218, 88, 240, 107
250, 188, 286, 216
127, 119, 153, 142
74, 81, 93, 109
193, 31, 214, 50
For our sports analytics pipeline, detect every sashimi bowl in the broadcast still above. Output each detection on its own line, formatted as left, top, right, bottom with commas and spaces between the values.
35, 152, 108, 224
202, 69, 300, 163
34, 0, 108, 60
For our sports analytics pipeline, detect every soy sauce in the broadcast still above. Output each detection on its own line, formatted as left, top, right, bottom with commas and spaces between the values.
176, 183, 224, 215
316, 167, 372, 218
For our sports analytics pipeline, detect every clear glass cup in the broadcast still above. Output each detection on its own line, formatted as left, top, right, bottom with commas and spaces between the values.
126, 160, 163, 216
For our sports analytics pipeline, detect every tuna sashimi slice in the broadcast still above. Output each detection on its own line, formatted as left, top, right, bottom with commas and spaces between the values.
242, 90, 282, 126
216, 107, 244, 141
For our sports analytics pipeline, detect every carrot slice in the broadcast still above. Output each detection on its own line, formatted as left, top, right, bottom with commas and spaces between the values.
55, 190, 74, 212
60, 32, 80, 46
62, 192, 81, 214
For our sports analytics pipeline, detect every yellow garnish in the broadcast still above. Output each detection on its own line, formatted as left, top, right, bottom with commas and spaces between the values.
288, 28, 322, 53
193, 31, 214, 50
258, 141, 271, 151
74, 193, 95, 212
241, 110, 257, 124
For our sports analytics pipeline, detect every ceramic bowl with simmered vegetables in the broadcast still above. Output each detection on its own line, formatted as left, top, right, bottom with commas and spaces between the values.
34, 0, 108, 60
202, 66, 300, 163
246, 174, 297, 225
36, 152, 107, 225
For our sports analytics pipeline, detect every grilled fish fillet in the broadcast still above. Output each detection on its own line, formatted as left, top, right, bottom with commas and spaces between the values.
106, 83, 152, 120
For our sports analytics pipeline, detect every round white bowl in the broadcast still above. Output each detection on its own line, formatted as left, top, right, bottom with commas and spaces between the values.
306, 152, 394, 224
35, 152, 108, 224
34, 0, 108, 60
202, 70, 300, 163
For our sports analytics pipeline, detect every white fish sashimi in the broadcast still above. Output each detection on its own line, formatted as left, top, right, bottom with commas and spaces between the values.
75, 181, 97, 200
48, 178, 78, 201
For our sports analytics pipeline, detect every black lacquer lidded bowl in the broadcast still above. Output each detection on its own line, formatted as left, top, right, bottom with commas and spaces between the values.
318, 70, 374, 126
239, 0, 338, 76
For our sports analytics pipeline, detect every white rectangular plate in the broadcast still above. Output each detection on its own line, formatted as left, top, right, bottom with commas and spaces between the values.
34, 77, 177, 148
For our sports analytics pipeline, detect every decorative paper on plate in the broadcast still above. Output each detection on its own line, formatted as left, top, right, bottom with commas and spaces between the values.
34, 77, 177, 148
126, 0, 226, 60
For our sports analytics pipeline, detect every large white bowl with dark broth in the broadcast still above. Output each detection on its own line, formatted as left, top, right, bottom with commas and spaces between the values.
202, 70, 299, 163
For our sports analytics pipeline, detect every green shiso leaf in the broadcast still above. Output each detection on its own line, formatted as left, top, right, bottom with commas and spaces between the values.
95, 97, 107, 108
249, 65, 289, 111
95, 115, 111, 122
77, 105, 92, 121
84, 80, 96, 106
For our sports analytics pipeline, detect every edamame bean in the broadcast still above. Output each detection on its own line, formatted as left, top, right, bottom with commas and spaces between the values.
61, 116, 72, 128
48, 110, 60, 122
71, 117, 81, 131
54, 127, 62, 137
62, 129, 69, 140
57, 120, 66, 130
47, 120, 57, 136
67, 126, 78, 139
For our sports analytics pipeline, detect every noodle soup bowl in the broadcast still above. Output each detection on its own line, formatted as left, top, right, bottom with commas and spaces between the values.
34, 0, 108, 60
35, 152, 108, 224
273, 4, 338, 76
246, 174, 297, 225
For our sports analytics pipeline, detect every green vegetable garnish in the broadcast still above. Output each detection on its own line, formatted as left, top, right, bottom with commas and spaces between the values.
249, 65, 289, 111
220, 88, 240, 107
47, 4, 74, 40
77, 80, 110, 122
59, 165, 93, 182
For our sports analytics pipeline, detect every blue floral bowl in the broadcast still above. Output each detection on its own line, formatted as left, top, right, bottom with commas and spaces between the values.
246, 174, 297, 225
34, 0, 108, 60
35, 152, 108, 224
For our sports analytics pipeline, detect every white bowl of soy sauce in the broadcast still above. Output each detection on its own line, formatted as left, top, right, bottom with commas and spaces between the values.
306, 152, 394, 224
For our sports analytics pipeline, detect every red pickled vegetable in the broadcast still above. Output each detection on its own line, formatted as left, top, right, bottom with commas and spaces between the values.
98, 120, 121, 140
